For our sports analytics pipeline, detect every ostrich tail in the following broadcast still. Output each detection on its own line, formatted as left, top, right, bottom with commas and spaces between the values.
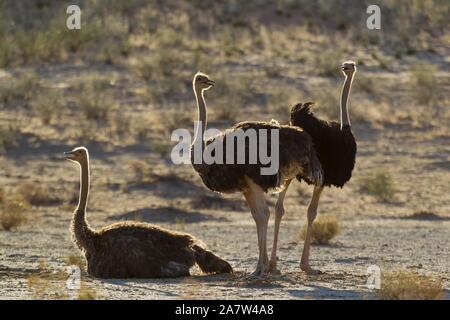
304, 150, 323, 187
311, 153, 324, 187
193, 245, 233, 274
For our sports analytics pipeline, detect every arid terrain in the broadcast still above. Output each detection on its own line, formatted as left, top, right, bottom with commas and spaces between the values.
0, 1, 449, 299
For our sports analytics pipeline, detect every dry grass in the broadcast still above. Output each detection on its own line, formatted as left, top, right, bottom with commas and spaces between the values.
0, 73, 38, 107
130, 160, 154, 183
65, 254, 86, 270
152, 138, 172, 158
27, 260, 68, 300
378, 269, 443, 300
0, 124, 22, 152
0, 196, 28, 231
77, 285, 99, 300
409, 64, 438, 105
362, 171, 396, 201
27, 259, 98, 300
300, 215, 340, 245
18, 182, 58, 207
32, 90, 62, 125
314, 49, 343, 77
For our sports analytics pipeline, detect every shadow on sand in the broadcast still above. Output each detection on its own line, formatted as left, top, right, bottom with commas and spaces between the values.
111, 206, 227, 224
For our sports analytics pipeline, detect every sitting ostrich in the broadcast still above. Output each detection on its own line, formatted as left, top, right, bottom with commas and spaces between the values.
65, 146, 232, 278
271, 61, 358, 274
190, 72, 323, 275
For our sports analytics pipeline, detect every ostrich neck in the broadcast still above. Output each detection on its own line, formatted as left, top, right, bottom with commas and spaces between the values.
340, 73, 354, 129
72, 158, 95, 251
77, 160, 90, 212
193, 87, 207, 149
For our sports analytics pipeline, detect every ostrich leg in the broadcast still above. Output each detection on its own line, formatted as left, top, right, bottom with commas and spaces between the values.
243, 178, 270, 276
269, 179, 292, 274
300, 185, 324, 274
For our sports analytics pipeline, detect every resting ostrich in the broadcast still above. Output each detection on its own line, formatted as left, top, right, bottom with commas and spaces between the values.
190, 72, 323, 275
271, 61, 357, 274
65, 146, 232, 278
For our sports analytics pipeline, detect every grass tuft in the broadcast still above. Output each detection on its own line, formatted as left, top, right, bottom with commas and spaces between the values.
0, 196, 28, 231
362, 171, 395, 201
300, 215, 340, 245
378, 269, 443, 300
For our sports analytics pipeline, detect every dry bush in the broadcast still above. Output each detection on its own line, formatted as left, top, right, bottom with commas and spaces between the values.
18, 182, 57, 206
32, 90, 62, 125
0, 196, 28, 231
77, 285, 98, 300
267, 86, 294, 122
0, 73, 38, 107
310, 90, 340, 120
157, 108, 192, 133
409, 64, 438, 105
211, 76, 255, 122
378, 270, 443, 300
136, 49, 186, 80
152, 138, 172, 158
130, 160, 154, 183
362, 171, 395, 201
65, 254, 86, 270
300, 215, 340, 245
79, 90, 110, 122
314, 49, 343, 77
0, 124, 22, 152
28, 259, 98, 300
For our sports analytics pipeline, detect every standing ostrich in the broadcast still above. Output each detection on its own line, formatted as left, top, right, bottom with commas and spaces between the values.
65, 146, 232, 278
190, 72, 323, 275
271, 61, 358, 274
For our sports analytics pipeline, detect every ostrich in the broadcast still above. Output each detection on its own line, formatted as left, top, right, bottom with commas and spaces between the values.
190, 72, 323, 275
65, 146, 233, 278
271, 61, 358, 274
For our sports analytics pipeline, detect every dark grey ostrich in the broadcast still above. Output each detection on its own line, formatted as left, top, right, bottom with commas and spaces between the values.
190, 72, 323, 275
271, 61, 358, 274
65, 146, 232, 278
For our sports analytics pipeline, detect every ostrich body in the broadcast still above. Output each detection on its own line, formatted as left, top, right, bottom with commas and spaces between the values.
190, 72, 323, 275
65, 147, 233, 278
272, 61, 357, 274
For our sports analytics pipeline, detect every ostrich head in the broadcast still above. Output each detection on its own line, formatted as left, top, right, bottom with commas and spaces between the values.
64, 146, 89, 164
193, 72, 215, 91
341, 61, 357, 77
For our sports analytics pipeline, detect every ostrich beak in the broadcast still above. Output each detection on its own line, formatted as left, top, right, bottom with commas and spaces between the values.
206, 80, 215, 86
64, 151, 75, 161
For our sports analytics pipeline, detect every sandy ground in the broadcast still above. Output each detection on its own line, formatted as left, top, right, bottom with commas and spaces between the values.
1, 118, 449, 299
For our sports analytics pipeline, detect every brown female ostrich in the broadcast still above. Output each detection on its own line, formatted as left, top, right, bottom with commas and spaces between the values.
65, 146, 232, 278
271, 61, 357, 274
190, 72, 323, 275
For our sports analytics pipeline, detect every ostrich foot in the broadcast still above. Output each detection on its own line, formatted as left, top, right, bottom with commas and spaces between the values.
268, 260, 281, 275
300, 264, 323, 275
250, 263, 270, 277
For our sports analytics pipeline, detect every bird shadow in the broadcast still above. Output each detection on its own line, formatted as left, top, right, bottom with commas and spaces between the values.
126, 174, 205, 199
288, 285, 371, 299
189, 194, 248, 212
111, 206, 227, 224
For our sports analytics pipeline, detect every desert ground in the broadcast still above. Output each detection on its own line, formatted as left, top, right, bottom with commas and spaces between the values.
0, 1, 449, 299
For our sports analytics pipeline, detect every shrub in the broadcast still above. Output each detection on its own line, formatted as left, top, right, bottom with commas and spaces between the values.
0, 198, 28, 231
300, 215, 340, 244
362, 171, 395, 201
378, 269, 443, 300
409, 64, 438, 105
18, 183, 54, 206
